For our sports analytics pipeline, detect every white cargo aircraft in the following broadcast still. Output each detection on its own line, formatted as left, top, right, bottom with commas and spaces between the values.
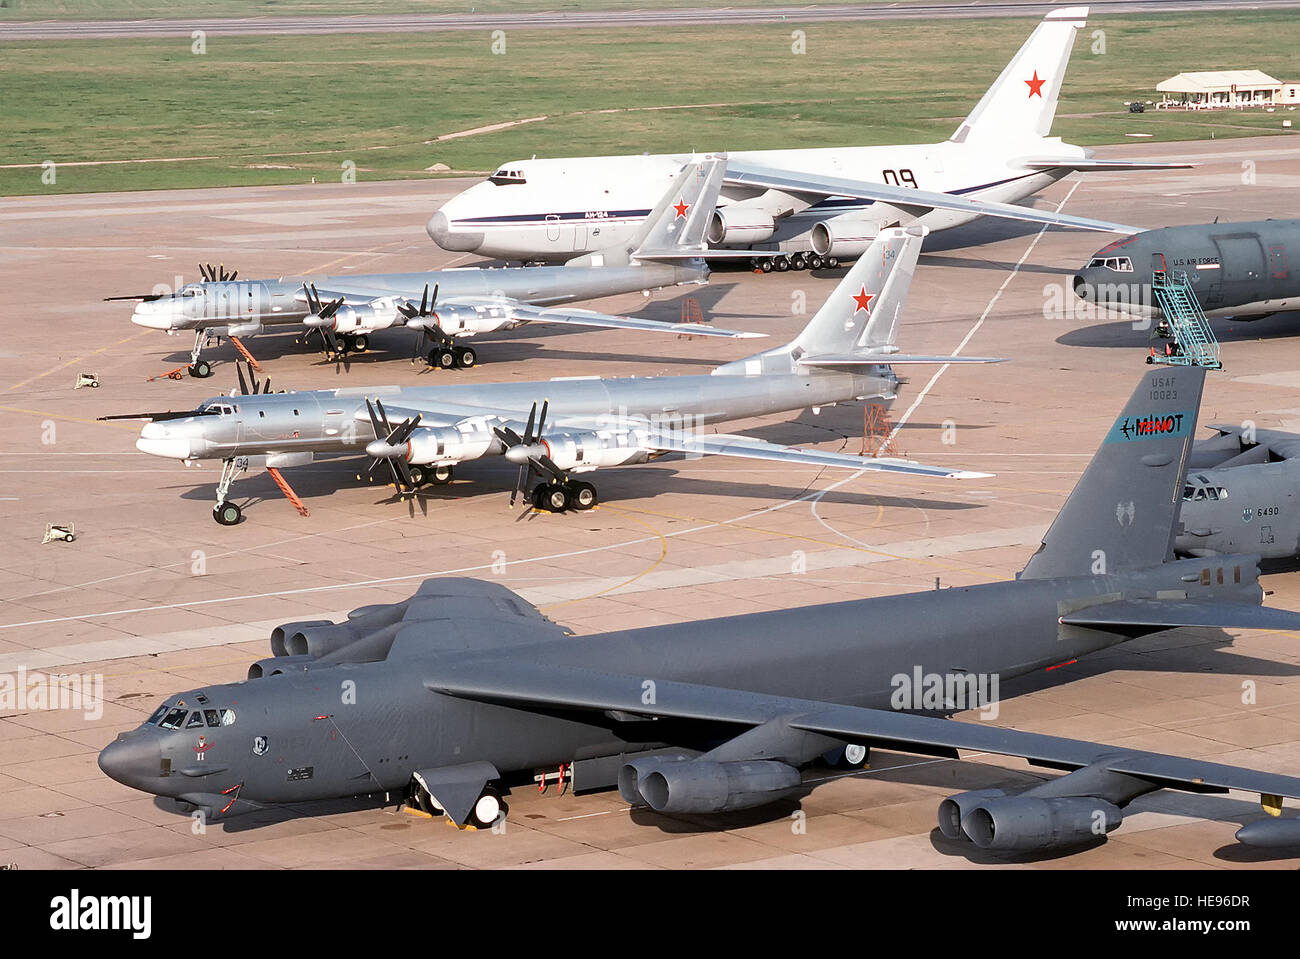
429, 6, 1178, 269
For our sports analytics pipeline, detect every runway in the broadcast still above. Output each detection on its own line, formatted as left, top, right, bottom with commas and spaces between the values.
3, 136, 1300, 869
4, 1, 1300, 41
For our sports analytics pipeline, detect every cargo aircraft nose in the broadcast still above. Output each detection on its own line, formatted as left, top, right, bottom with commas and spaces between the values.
426, 209, 484, 253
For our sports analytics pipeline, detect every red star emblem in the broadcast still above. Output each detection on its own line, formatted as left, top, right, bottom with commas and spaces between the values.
1025, 70, 1046, 99
672, 199, 690, 219
851, 286, 874, 314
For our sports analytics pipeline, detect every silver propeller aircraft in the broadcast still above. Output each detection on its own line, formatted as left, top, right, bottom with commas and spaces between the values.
113, 158, 758, 378
100, 365, 1300, 856
1178, 423, 1300, 561
113, 225, 997, 525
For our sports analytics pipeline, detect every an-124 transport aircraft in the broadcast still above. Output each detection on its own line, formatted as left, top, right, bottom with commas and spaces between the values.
429, 6, 1181, 269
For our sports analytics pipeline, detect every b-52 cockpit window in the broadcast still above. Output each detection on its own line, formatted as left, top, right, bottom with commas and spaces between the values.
158, 707, 188, 729
146, 704, 169, 726
1183, 483, 1228, 502
186, 711, 206, 728
488, 169, 527, 185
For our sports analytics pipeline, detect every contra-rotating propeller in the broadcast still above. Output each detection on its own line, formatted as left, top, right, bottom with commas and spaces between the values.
395, 283, 441, 361
302, 283, 347, 358
491, 400, 564, 508
199, 262, 238, 282
363, 398, 423, 496
234, 361, 274, 396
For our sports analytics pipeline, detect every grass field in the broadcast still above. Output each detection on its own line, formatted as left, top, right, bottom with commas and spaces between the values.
2, 11, 1296, 196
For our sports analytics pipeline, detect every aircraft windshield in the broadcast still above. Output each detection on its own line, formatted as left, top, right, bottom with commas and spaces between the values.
148, 704, 235, 728
1183, 481, 1228, 502
1086, 257, 1134, 272
488, 169, 527, 185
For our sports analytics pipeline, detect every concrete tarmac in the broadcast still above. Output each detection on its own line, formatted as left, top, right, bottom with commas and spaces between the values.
3, 135, 1300, 869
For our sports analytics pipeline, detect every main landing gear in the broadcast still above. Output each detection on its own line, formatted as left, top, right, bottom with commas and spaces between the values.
531, 479, 598, 513
403, 464, 455, 488
750, 253, 839, 274
187, 330, 216, 378
427, 343, 477, 370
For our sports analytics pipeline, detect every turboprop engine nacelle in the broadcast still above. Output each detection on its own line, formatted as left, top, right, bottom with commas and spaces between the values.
952, 794, 1123, 851
424, 303, 512, 336
621, 757, 801, 814
810, 213, 898, 259
328, 302, 402, 334
406, 424, 500, 466
536, 428, 655, 471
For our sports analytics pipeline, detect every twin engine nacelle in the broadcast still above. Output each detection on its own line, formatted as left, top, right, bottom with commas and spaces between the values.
938, 789, 1123, 851
268, 602, 407, 660
706, 205, 778, 246
619, 756, 801, 814
422, 303, 512, 336
810, 212, 898, 259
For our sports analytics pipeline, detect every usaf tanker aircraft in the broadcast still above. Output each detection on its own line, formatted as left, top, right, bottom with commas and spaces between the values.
429, 7, 1179, 269
114, 226, 997, 526
1178, 423, 1300, 560
114, 159, 757, 378
1074, 218, 1298, 321
100, 365, 1300, 855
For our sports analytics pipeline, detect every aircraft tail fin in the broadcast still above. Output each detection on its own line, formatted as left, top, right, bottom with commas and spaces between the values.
949, 6, 1087, 146
715, 225, 926, 375
627, 156, 728, 260
1019, 365, 1205, 580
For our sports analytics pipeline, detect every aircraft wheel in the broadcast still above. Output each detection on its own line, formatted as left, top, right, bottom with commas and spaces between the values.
775, 256, 790, 272
213, 501, 242, 526
790, 252, 807, 270
430, 465, 454, 485
352, 334, 369, 353
407, 465, 427, 487
434, 348, 457, 370
568, 481, 598, 511
189, 360, 213, 379
808, 254, 824, 270
467, 787, 504, 830
537, 483, 570, 513
760, 258, 774, 273
826, 256, 840, 268
454, 346, 477, 368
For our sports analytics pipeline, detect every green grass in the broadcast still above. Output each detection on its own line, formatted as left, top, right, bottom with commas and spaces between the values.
2, 12, 1296, 196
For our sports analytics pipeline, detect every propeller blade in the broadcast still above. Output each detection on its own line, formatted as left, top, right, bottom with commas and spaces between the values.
535, 399, 549, 441
419, 284, 429, 315
236, 364, 250, 396
522, 401, 537, 445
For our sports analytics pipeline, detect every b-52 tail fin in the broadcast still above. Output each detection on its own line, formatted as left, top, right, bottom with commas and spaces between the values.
1020, 366, 1205, 580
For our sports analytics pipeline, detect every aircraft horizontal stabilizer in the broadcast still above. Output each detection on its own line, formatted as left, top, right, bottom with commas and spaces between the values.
1059, 598, 1300, 633
506, 303, 764, 339
797, 353, 1005, 367
1023, 158, 1193, 173
427, 658, 1300, 803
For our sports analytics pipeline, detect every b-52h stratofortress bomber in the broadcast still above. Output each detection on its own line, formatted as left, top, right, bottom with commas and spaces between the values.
115, 225, 997, 525
100, 364, 1300, 854
113, 158, 758, 377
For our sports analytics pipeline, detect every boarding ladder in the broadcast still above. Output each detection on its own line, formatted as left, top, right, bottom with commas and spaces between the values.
1149, 269, 1222, 370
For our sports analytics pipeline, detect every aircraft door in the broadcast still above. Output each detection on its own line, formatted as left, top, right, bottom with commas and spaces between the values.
1151, 252, 1166, 275
1213, 234, 1267, 301
545, 214, 560, 243
572, 222, 587, 251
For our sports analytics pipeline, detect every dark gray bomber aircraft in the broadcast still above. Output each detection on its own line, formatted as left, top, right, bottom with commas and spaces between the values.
1074, 218, 1297, 320
100, 365, 1300, 853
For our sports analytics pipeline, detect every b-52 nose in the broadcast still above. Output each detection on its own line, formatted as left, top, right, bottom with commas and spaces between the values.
98, 732, 163, 790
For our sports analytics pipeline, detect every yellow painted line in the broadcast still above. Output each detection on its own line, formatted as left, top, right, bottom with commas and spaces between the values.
539, 504, 670, 611
6, 331, 150, 394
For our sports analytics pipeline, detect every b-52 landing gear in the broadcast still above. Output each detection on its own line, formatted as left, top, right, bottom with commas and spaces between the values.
531, 479, 598, 513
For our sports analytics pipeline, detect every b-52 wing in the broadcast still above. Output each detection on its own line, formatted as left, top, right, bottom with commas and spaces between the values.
428, 657, 1300, 806
721, 157, 1145, 235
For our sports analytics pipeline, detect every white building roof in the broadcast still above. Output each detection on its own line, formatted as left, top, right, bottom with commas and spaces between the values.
1157, 70, 1281, 94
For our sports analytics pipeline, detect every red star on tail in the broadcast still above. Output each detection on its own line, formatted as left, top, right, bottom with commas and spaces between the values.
851, 286, 874, 314
672, 199, 690, 219
1025, 70, 1046, 99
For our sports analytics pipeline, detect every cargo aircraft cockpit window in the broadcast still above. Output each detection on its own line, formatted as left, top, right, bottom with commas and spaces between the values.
488, 169, 527, 185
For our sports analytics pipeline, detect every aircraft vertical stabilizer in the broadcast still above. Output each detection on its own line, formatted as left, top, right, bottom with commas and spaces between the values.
1019, 365, 1205, 580
949, 6, 1087, 146
589, 155, 726, 264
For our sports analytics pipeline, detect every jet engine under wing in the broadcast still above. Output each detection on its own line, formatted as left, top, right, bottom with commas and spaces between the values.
645, 429, 991, 479
493, 301, 764, 339
722, 158, 1144, 235
427, 659, 1300, 803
